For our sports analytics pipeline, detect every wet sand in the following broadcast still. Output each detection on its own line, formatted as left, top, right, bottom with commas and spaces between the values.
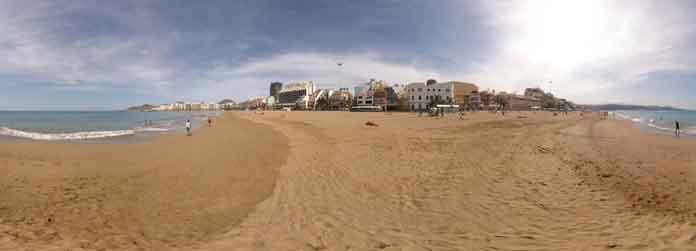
0, 114, 289, 250
3, 111, 696, 250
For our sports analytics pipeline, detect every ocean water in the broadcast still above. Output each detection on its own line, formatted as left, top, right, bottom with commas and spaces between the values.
0, 111, 219, 141
612, 110, 696, 136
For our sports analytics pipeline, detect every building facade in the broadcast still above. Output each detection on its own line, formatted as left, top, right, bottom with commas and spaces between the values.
239, 96, 266, 110
277, 81, 315, 109
405, 81, 479, 111
353, 79, 397, 110
503, 94, 542, 111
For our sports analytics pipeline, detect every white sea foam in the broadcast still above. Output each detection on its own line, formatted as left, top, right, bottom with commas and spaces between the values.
613, 112, 631, 120
0, 127, 135, 141
685, 127, 696, 136
135, 127, 170, 132
647, 123, 674, 132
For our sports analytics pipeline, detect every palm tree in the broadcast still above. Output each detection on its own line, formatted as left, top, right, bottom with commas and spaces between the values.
315, 98, 329, 111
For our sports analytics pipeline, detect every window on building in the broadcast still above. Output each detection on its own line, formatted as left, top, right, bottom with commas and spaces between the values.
411, 96, 414, 100
427, 88, 430, 91
438, 89, 441, 92
418, 95, 422, 100
426, 96, 429, 100
418, 88, 422, 92
446, 89, 451, 92
366, 100, 372, 104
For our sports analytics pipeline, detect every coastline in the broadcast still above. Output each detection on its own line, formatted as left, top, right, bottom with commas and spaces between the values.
3, 111, 696, 250
0, 112, 289, 250
0, 111, 220, 143
611, 110, 696, 138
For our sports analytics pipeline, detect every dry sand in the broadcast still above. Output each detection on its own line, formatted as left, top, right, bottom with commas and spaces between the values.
3, 111, 696, 250
0, 114, 289, 250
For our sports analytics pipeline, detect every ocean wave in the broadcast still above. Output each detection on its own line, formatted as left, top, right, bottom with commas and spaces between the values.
647, 123, 674, 132
612, 112, 631, 120
685, 127, 696, 136
135, 127, 170, 132
0, 127, 135, 141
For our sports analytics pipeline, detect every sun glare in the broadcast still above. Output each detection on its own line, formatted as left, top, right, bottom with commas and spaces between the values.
511, 0, 630, 73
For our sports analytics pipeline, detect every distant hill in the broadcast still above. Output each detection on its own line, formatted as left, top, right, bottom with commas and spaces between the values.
127, 104, 156, 111
583, 104, 689, 111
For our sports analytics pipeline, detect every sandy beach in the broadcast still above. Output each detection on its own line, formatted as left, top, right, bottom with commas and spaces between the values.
0, 114, 289, 250
3, 111, 696, 250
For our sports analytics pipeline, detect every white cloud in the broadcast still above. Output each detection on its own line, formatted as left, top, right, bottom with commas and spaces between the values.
193, 52, 440, 101
470, 0, 696, 105
2, 0, 695, 108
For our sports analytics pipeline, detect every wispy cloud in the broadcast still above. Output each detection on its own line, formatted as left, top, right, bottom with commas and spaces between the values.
468, 0, 696, 106
0, 0, 695, 109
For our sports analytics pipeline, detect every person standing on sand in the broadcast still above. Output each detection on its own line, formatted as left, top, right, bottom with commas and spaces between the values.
186, 120, 192, 136
675, 120, 681, 137
208, 117, 212, 127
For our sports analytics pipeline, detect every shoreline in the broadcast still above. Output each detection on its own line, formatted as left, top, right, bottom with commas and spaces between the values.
0, 112, 220, 143
611, 110, 696, 138
0, 112, 290, 250
3, 111, 696, 250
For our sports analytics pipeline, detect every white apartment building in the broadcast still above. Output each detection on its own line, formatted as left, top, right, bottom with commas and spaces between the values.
405, 81, 479, 111
405, 82, 454, 110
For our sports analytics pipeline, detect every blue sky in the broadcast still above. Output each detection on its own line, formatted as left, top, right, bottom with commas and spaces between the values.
1, 0, 695, 110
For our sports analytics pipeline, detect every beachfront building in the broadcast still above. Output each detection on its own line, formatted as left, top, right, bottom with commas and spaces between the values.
328, 88, 352, 110
468, 91, 482, 110
239, 96, 266, 110
353, 85, 372, 106
405, 80, 479, 111
141, 101, 225, 112
405, 82, 427, 111
152, 103, 173, 111
311, 88, 352, 110
500, 94, 542, 111
353, 79, 398, 110
277, 81, 315, 110
200, 102, 220, 111
173, 101, 186, 111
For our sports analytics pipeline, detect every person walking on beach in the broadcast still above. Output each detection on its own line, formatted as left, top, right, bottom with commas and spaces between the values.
675, 120, 681, 137
186, 120, 192, 136
208, 117, 212, 127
